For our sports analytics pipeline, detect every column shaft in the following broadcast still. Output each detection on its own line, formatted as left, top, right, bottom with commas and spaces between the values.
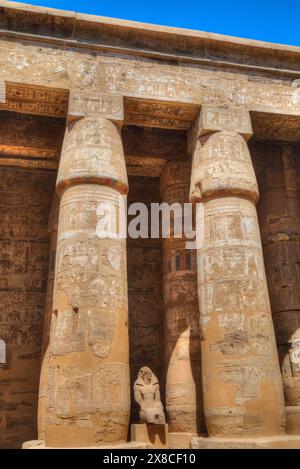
161, 161, 204, 433
41, 116, 130, 447
191, 130, 285, 437
38, 193, 59, 441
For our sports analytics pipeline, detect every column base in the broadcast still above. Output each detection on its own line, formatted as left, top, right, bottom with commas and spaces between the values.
286, 406, 300, 435
131, 424, 169, 449
191, 435, 300, 449
23, 440, 152, 450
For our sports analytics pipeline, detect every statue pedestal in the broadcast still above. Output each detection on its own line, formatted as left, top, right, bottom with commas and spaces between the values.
131, 424, 169, 449
168, 432, 198, 449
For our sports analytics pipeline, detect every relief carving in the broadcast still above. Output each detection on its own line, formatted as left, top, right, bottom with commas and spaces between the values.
68, 90, 124, 122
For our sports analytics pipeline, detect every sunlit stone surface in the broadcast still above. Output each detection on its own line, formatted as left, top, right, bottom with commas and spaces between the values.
0, 1, 300, 449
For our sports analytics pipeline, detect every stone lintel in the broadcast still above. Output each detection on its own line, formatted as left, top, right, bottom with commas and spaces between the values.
125, 156, 166, 177
188, 105, 253, 154
0, 81, 69, 118
68, 90, 124, 126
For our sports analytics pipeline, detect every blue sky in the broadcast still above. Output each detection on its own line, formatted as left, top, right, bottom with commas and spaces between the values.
12, 0, 300, 46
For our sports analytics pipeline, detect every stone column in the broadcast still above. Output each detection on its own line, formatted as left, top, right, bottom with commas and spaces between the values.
38, 193, 59, 441
40, 93, 130, 448
257, 144, 300, 434
189, 106, 286, 439
160, 161, 203, 436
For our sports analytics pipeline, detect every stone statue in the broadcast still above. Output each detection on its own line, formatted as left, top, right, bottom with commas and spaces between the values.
134, 367, 166, 424
290, 340, 300, 377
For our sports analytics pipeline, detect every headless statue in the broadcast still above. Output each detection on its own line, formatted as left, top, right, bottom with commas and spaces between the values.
134, 367, 166, 424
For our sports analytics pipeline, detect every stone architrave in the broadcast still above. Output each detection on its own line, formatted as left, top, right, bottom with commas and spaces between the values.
40, 93, 131, 448
189, 107, 286, 438
160, 161, 203, 433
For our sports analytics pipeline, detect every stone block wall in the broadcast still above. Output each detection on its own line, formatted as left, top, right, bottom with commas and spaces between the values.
0, 167, 55, 448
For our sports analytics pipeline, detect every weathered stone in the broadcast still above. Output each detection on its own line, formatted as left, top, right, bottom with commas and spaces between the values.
134, 367, 165, 424
40, 114, 130, 448
131, 423, 169, 449
254, 143, 300, 434
191, 435, 300, 449
190, 110, 286, 438
0, 167, 55, 449
161, 161, 204, 434
0, 0, 299, 450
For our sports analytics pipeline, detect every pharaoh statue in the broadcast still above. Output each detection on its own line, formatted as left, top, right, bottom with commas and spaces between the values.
290, 341, 300, 377
134, 367, 166, 424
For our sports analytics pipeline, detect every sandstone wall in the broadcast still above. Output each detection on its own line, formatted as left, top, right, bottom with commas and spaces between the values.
0, 167, 55, 448
252, 141, 300, 432
252, 141, 300, 356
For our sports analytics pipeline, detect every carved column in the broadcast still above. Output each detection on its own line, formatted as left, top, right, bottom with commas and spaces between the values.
38, 193, 59, 440
189, 106, 286, 438
160, 161, 203, 435
40, 93, 130, 447
257, 144, 300, 434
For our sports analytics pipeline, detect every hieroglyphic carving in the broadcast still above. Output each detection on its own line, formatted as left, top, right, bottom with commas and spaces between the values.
51, 311, 85, 355
253, 142, 300, 434
92, 363, 130, 413
190, 131, 258, 203
57, 117, 128, 194
191, 120, 285, 437
0, 43, 300, 124
0, 82, 69, 118
42, 115, 130, 448
0, 111, 65, 169
0, 167, 55, 449
47, 363, 130, 418
188, 106, 253, 152
251, 112, 300, 143
124, 97, 199, 129
161, 161, 203, 433
68, 90, 124, 123
219, 364, 280, 406
210, 313, 274, 356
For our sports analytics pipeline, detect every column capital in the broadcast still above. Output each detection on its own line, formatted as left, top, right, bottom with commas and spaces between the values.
188, 105, 253, 154
57, 114, 128, 196
189, 131, 259, 204
67, 90, 124, 127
